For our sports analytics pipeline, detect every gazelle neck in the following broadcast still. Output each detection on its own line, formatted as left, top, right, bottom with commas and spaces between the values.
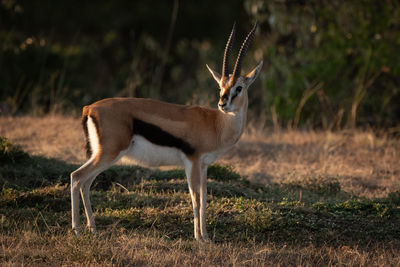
218, 95, 248, 147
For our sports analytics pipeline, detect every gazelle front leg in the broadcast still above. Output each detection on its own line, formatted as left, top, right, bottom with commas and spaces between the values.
199, 164, 209, 241
184, 158, 201, 240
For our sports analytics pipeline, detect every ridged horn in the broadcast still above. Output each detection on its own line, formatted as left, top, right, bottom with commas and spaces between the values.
232, 22, 258, 78
221, 22, 236, 80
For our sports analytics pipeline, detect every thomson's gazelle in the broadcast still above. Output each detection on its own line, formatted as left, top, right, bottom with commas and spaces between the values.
70, 23, 262, 241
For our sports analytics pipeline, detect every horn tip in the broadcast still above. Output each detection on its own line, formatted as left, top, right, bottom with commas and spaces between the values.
253, 21, 258, 30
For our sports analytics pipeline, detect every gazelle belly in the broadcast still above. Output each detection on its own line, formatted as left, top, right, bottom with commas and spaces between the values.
124, 135, 184, 167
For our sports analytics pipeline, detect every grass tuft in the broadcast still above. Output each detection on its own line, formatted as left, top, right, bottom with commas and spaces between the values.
0, 136, 29, 163
208, 164, 241, 182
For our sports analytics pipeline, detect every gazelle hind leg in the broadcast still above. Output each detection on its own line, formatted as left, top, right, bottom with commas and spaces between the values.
71, 158, 99, 236
79, 156, 123, 233
80, 175, 98, 232
71, 171, 83, 236
71, 156, 98, 235
70, 154, 122, 235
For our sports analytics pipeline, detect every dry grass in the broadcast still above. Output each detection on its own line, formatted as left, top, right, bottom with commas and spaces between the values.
224, 129, 400, 198
0, 116, 83, 164
1, 115, 399, 198
1, 115, 400, 266
1, 229, 399, 266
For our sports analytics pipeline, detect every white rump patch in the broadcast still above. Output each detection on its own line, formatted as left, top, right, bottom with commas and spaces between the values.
73, 116, 101, 174
87, 116, 100, 157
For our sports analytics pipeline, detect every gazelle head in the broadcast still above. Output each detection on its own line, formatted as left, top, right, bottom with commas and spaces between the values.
207, 23, 263, 113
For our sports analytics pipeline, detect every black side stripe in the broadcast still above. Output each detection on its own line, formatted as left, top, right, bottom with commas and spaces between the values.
133, 119, 195, 155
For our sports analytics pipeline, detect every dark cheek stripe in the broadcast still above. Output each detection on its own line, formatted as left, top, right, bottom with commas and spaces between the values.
231, 92, 239, 102
133, 119, 195, 155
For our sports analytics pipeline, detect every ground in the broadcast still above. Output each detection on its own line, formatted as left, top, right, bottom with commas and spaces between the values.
1, 115, 399, 198
0, 115, 399, 266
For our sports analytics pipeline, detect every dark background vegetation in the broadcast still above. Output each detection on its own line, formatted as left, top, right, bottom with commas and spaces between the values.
1, 0, 399, 129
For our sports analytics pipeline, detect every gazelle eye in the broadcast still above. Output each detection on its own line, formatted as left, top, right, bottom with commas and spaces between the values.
236, 86, 242, 93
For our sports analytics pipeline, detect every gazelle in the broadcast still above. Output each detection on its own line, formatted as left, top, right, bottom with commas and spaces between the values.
70, 23, 263, 241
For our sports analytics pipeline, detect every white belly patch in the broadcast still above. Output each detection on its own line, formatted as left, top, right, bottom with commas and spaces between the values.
123, 135, 184, 167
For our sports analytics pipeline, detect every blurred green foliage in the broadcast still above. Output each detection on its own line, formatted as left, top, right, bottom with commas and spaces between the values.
248, 0, 400, 128
1, 0, 399, 128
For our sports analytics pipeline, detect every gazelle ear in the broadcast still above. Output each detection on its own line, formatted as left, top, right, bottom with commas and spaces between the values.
206, 64, 222, 84
245, 60, 263, 87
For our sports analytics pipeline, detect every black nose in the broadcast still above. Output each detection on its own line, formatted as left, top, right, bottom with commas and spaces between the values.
219, 93, 229, 108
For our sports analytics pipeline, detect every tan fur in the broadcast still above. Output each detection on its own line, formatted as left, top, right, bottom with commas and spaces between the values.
70, 33, 263, 241
87, 98, 227, 154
